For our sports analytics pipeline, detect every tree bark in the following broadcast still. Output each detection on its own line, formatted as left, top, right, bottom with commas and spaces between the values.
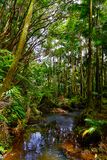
0, 0, 34, 100
87, 0, 93, 108
79, 38, 83, 97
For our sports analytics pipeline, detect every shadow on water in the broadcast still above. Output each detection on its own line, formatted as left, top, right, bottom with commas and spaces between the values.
5, 111, 81, 160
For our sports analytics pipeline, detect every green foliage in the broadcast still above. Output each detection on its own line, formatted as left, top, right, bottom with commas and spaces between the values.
0, 146, 5, 154
38, 0, 51, 6
0, 114, 8, 123
0, 49, 13, 81
70, 96, 81, 106
6, 86, 24, 102
0, 0, 5, 5
4, 86, 26, 125
0, 0, 107, 155
82, 118, 107, 136
8, 104, 25, 123
82, 127, 96, 137
0, 139, 12, 154
85, 118, 107, 127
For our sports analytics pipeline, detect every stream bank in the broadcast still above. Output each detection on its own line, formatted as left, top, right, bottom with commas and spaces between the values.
4, 111, 81, 160
3, 105, 107, 160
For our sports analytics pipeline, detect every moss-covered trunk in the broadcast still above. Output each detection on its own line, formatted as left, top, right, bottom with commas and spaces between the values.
0, 0, 34, 100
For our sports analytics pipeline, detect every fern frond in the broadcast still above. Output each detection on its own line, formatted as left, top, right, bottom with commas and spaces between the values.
82, 127, 96, 137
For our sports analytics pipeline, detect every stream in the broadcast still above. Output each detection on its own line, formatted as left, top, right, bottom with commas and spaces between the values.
4, 111, 81, 160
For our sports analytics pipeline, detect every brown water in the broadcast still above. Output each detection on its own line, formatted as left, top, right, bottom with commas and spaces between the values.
4, 112, 81, 160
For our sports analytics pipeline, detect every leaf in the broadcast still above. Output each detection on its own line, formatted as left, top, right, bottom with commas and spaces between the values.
0, 49, 11, 54
95, 40, 102, 46
0, 146, 5, 154
85, 118, 107, 127
82, 130, 89, 137
82, 127, 96, 137
0, 114, 8, 123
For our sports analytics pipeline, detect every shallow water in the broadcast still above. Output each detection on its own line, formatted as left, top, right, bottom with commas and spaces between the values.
5, 112, 80, 160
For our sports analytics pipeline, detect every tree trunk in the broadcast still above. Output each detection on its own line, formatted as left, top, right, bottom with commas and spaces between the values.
0, 0, 34, 100
99, 47, 104, 112
87, 0, 93, 108
95, 47, 99, 93
95, 7, 102, 111
80, 39, 83, 97
95, 46, 101, 110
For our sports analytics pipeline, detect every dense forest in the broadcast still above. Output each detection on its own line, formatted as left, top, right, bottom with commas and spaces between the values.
0, 0, 107, 160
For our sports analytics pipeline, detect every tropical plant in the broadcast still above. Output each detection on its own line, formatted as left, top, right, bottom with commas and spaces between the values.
82, 118, 107, 137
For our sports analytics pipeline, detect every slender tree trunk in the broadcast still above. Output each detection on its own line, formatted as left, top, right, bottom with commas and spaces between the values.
95, 47, 99, 93
64, 65, 68, 97
57, 56, 62, 96
0, 0, 34, 100
71, 58, 76, 96
79, 39, 83, 97
87, 0, 93, 108
104, 68, 107, 86
99, 46, 104, 112
95, 7, 99, 104
95, 46, 101, 110
95, 7, 102, 111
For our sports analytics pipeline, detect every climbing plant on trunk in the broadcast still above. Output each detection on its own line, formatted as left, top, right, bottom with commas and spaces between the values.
0, 0, 34, 100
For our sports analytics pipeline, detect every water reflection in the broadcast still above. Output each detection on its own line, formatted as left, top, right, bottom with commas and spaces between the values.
46, 114, 74, 132
23, 132, 44, 160
22, 113, 77, 160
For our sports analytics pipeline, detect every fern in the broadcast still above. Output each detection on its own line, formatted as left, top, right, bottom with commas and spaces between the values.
0, 49, 11, 54
85, 118, 107, 127
0, 49, 13, 81
82, 118, 107, 137
4, 86, 26, 124
82, 127, 96, 137
0, 114, 8, 123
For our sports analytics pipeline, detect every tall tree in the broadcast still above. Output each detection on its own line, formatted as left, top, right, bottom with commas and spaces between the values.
0, 0, 34, 100
87, 0, 93, 108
